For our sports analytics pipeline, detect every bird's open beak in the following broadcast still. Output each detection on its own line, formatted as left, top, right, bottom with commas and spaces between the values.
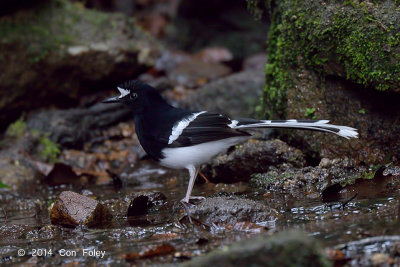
102, 96, 120, 103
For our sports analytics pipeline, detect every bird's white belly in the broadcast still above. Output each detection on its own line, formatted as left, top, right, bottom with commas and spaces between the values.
160, 137, 249, 169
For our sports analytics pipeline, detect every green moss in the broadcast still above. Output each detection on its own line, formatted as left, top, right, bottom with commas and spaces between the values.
5, 117, 27, 138
37, 135, 60, 163
0, 181, 11, 189
340, 164, 382, 187
249, 172, 279, 188
263, 0, 400, 118
304, 107, 316, 119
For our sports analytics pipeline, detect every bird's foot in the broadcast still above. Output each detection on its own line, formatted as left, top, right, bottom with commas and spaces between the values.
178, 199, 194, 225
177, 200, 210, 228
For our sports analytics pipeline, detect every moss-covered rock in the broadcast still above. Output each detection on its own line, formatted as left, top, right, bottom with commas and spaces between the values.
262, 0, 400, 164
249, 157, 369, 197
184, 230, 332, 267
0, 0, 160, 131
263, 0, 400, 118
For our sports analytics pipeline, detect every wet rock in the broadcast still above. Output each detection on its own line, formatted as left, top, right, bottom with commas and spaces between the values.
0, 0, 160, 131
102, 191, 166, 218
50, 191, 112, 228
383, 165, 400, 177
334, 236, 400, 266
2, 198, 44, 212
24, 225, 61, 241
248, 157, 397, 202
188, 197, 275, 225
127, 192, 166, 217
183, 230, 331, 267
168, 59, 232, 88
180, 70, 264, 119
250, 158, 362, 192
203, 139, 305, 183
0, 224, 32, 242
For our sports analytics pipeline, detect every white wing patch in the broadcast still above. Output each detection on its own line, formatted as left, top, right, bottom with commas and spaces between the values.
228, 120, 238, 128
117, 87, 130, 99
168, 111, 207, 145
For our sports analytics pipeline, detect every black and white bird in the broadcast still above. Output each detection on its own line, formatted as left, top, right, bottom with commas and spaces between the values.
103, 80, 358, 203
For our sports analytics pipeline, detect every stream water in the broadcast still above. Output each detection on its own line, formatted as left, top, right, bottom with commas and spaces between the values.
1, 156, 399, 265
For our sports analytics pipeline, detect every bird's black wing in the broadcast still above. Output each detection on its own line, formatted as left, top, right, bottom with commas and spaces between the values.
157, 112, 250, 148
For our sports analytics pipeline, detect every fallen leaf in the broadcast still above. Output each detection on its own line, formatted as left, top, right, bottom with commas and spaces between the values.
370, 253, 394, 265
125, 243, 176, 261
326, 249, 346, 261
151, 233, 179, 240
225, 221, 266, 233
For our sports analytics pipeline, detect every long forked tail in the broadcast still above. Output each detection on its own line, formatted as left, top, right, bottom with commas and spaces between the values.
231, 119, 358, 139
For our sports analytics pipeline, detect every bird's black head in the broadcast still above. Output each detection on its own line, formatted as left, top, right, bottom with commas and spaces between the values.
102, 80, 167, 113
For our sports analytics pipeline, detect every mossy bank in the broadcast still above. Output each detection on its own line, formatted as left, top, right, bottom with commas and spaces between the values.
259, 0, 400, 164
262, 0, 400, 118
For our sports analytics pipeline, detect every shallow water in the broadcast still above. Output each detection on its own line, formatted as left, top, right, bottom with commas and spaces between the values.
1, 158, 400, 265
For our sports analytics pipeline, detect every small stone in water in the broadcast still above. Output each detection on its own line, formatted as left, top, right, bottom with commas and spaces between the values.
50, 191, 112, 228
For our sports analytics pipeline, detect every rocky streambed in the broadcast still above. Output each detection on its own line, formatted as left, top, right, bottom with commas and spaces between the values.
1, 116, 400, 266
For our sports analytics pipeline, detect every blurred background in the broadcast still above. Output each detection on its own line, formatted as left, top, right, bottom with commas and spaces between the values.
0, 0, 269, 132
1, 1, 400, 266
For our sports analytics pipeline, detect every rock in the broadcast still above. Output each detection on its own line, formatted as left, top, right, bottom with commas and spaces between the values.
183, 230, 331, 267
102, 191, 166, 219
0, 156, 42, 188
287, 69, 399, 164
202, 139, 305, 183
262, 0, 400, 164
24, 225, 61, 241
188, 197, 275, 225
243, 53, 267, 71
27, 102, 131, 149
0, 129, 47, 188
168, 59, 232, 88
43, 163, 82, 186
249, 158, 366, 195
127, 191, 167, 217
0, 0, 160, 131
50, 191, 112, 228
0, 224, 33, 241
194, 47, 233, 64
155, 50, 192, 73
333, 236, 400, 266
179, 70, 264, 119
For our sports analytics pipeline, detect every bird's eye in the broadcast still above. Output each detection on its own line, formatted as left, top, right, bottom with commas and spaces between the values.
130, 93, 138, 99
